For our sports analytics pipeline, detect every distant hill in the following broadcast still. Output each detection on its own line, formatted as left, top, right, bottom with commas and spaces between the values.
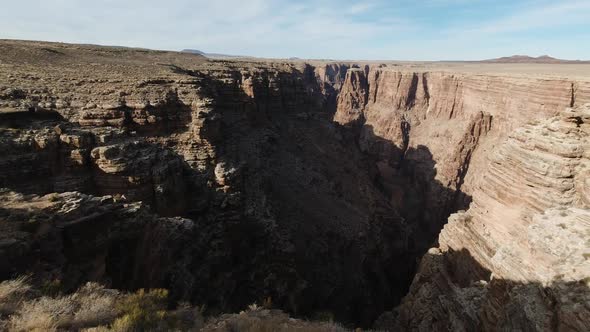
182, 49, 205, 56
181, 49, 249, 59
481, 55, 590, 64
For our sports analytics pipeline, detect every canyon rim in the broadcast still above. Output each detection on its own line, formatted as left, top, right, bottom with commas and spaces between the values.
0, 39, 589, 331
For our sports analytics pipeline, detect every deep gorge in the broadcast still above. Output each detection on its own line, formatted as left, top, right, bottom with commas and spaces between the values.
1, 41, 589, 331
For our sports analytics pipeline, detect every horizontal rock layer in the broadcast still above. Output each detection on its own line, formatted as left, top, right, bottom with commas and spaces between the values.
332, 66, 590, 331
334, 66, 590, 253
0, 41, 409, 326
387, 105, 590, 331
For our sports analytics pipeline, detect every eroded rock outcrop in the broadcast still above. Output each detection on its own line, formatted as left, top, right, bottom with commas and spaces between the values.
384, 104, 590, 331
0, 189, 194, 292
0, 40, 411, 326
335, 67, 590, 254
330, 66, 590, 330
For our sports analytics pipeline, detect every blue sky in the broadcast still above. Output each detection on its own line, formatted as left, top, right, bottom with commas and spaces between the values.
1, 0, 589, 60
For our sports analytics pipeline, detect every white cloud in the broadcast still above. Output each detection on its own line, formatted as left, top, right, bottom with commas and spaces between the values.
0, 0, 587, 60
0, 0, 418, 58
348, 2, 377, 15
448, 0, 590, 35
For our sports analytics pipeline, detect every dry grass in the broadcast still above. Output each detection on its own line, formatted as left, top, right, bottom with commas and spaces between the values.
9, 296, 71, 331
1, 277, 360, 331
202, 306, 351, 332
70, 283, 120, 329
0, 278, 205, 332
7, 282, 120, 331
0, 276, 32, 316
110, 288, 169, 331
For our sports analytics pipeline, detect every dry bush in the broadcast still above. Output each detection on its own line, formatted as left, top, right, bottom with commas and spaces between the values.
109, 289, 204, 331
7, 282, 121, 331
205, 306, 350, 332
110, 288, 169, 331
167, 302, 205, 331
70, 283, 120, 329
40, 279, 62, 297
0, 276, 32, 316
5, 282, 203, 332
9, 296, 75, 331
46, 193, 60, 202
3, 278, 348, 332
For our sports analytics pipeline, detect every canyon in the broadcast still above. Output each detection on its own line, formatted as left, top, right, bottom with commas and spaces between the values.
0, 40, 589, 331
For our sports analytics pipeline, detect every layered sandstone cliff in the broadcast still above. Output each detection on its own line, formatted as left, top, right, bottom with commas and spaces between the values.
0, 40, 408, 326
333, 66, 590, 330
334, 67, 590, 251
384, 104, 590, 331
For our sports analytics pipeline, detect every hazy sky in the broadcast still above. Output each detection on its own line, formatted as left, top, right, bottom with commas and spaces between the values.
1, 0, 589, 60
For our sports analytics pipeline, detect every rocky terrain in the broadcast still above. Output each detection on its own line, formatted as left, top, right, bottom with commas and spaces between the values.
0, 275, 349, 331
378, 104, 590, 331
1, 39, 589, 331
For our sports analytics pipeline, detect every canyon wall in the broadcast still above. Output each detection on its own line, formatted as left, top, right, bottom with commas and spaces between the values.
332, 66, 590, 330
335, 68, 590, 251
0, 41, 409, 326
383, 104, 590, 331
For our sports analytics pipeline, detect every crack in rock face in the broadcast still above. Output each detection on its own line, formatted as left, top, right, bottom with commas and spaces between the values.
1, 40, 590, 330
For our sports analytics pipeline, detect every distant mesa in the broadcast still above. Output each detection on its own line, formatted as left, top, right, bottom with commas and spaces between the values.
481, 55, 590, 64
181, 49, 302, 61
181, 49, 248, 59
181, 49, 205, 55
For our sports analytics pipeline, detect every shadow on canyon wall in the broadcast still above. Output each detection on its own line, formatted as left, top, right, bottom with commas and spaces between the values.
354, 123, 472, 256
388, 247, 590, 331
1, 65, 480, 328
0, 107, 65, 128
173, 68, 416, 325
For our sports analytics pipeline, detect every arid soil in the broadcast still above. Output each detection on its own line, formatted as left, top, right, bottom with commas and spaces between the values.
1, 39, 589, 331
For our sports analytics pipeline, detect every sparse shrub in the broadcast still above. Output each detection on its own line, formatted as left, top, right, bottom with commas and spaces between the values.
313, 311, 335, 323
111, 288, 169, 331
0, 276, 31, 315
9, 296, 76, 331
166, 302, 205, 331
20, 218, 41, 233
214, 306, 350, 332
0, 278, 210, 332
113, 193, 124, 202
5, 281, 122, 331
40, 279, 62, 297
70, 283, 119, 329
248, 303, 261, 311
3, 278, 343, 331
10, 311, 57, 332
46, 193, 60, 202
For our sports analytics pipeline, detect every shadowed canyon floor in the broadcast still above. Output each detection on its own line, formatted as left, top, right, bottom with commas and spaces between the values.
0, 40, 589, 331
